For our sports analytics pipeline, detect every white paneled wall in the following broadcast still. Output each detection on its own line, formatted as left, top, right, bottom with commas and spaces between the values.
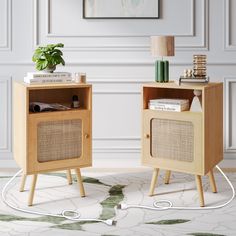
0, 0, 236, 168
0, 77, 11, 158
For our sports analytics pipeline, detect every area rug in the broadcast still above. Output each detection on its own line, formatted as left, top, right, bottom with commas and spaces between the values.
0, 170, 235, 236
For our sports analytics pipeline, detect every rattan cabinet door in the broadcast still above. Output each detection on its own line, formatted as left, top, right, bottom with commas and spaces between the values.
27, 110, 91, 174
142, 110, 203, 175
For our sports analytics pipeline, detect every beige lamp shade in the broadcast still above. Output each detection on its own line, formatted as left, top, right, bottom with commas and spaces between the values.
151, 36, 175, 57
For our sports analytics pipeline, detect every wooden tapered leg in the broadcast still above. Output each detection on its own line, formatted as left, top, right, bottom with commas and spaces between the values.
20, 174, 27, 192
164, 170, 171, 184
28, 174, 38, 206
75, 168, 85, 197
149, 168, 159, 196
66, 170, 73, 185
208, 170, 217, 193
195, 175, 205, 207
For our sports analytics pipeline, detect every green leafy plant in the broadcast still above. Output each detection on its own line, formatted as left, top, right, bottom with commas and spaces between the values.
32, 43, 65, 72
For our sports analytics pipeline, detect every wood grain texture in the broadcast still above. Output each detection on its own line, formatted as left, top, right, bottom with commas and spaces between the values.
13, 82, 28, 172
195, 175, 205, 207
208, 170, 217, 193
75, 168, 85, 197
164, 170, 171, 184
203, 83, 223, 174
149, 168, 159, 196
13, 82, 92, 205
142, 82, 223, 207
142, 82, 223, 176
66, 170, 73, 185
28, 174, 37, 206
142, 109, 203, 175
13, 82, 92, 175
19, 174, 27, 192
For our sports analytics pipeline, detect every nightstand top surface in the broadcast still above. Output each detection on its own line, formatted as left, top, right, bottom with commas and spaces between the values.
143, 81, 222, 90
14, 81, 92, 90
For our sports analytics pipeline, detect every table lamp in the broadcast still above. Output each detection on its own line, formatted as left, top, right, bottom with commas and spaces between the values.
151, 36, 175, 82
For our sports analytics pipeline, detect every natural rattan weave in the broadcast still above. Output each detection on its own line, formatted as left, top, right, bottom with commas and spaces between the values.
37, 119, 82, 162
151, 118, 194, 162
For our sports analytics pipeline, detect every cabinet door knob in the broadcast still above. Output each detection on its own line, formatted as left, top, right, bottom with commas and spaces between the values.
145, 134, 150, 139
84, 134, 89, 139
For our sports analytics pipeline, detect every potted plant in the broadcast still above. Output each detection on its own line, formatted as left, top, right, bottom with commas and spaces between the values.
32, 43, 65, 73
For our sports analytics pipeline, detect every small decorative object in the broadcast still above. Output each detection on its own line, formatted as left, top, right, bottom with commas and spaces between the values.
190, 90, 202, 112
74, 73, 80, 83
187, 69, 193, 77
29, 102, 70, 113
151, 36, 175, 83
183, 69, 193, 78
83, 0, 159, 19
72, 95, 79, 108
74, 73, 86, 83
79, 73, 86, 83
193, 55, 207, 77
179, 55, 208, 85
183, 69, 188, 78
32, 43, 65, 73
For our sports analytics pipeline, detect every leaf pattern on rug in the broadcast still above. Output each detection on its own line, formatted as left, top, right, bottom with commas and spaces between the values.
52, 184, 126, 230
44, 172, 111, 187
101, 235, 119, 236
187, 233, 226, 236
0, 214, 64, 224
146, 219, 190, 225
1, 175, 125, 231
52, 220, 99, 231
100, 185, 125, 220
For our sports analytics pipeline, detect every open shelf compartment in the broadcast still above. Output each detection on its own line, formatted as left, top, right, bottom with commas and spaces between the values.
28, 85, 92, 113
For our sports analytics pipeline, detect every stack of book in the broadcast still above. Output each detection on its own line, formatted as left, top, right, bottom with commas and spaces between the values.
149, 98, 189, 112
24, 72, 73, 84
178, 76, 209, 85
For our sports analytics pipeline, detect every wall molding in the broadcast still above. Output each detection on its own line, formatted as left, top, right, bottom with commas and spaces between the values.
2, 61, 236, 66
46, 0, 195, 37
33, 0, 208, 51
93, 136, 140, 141
93, 90, 140, 94
224, 0, 236, 51
0, 0, 12, 51
93, 147, 140, 153
91, 77, 147, 94
0, 156, 235, 169
89, 77, 151, 84
93, 136, 140, 153
224, 77, 236, 152
0, 76, 12, 153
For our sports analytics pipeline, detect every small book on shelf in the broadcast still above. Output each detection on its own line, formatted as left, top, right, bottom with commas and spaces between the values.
27, 72, 71, 79
178, 76, 209, 85
149, 98, 189, 112
24, 77, 73, 84
24, 72, 73, 84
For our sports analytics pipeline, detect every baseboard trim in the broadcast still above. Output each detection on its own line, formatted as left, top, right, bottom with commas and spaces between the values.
0, 158, 235, 172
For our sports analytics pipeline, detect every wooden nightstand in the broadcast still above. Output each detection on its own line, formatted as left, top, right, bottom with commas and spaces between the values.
13, 82, 92, 206
142, 82, 223, 207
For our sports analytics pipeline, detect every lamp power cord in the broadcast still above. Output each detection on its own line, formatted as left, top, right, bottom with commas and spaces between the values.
117, 166, 235, 211
1, 169, 116, 226
1, 165, 235, 226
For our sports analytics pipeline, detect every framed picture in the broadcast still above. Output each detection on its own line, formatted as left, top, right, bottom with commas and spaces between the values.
83, 0, 159, 19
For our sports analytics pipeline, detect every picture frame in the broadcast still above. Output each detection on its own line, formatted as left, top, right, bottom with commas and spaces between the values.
83, 0, 159, 19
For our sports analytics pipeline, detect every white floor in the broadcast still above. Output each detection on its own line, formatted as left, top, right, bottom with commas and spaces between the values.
0, 169, 235, 236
